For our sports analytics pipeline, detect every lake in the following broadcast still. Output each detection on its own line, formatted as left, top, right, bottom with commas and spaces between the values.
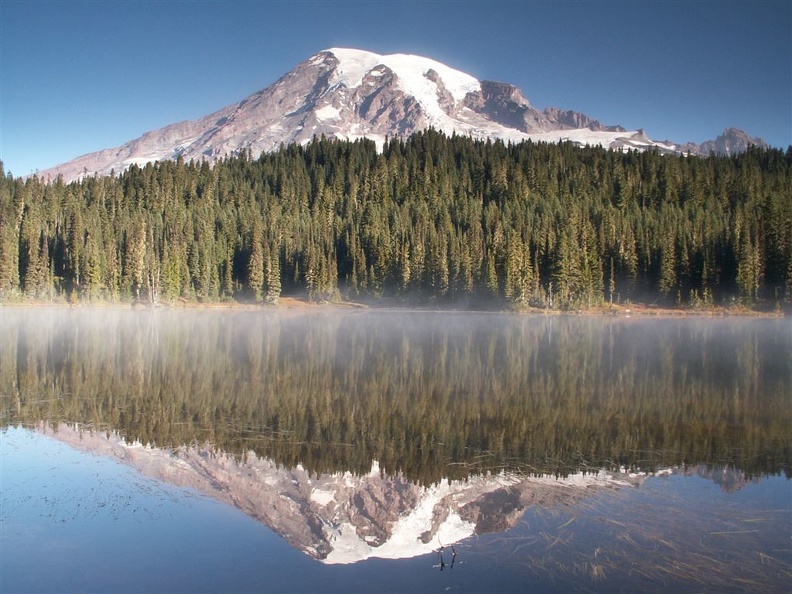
1, 307, 790, 593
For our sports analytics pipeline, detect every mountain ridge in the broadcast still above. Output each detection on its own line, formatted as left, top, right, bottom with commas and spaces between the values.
35, 48, 768, 183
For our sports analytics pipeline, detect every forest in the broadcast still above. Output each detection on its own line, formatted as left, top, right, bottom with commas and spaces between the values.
0, 131, 790, 309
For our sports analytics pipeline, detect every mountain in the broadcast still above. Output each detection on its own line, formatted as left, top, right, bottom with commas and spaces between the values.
677, 127, 768, 156
37, 48, 766, 183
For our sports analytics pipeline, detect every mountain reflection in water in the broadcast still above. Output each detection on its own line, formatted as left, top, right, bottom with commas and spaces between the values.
1, 308, 790, 589
29, 421, 655, 563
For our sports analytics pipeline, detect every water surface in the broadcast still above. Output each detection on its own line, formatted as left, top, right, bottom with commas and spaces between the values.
1, 308, 790, 592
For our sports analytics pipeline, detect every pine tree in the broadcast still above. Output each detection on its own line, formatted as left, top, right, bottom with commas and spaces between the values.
248, 222, 265, 302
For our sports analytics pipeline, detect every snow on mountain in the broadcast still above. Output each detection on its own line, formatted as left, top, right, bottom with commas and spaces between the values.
325, 47, 480, 105
34, 48, 767, 183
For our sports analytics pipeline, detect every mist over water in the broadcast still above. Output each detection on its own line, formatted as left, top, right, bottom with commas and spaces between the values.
1, 308, 790, 592
3, 308, 789, 479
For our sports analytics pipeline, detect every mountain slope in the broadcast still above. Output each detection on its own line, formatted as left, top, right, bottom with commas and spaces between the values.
37, 48, 765, 183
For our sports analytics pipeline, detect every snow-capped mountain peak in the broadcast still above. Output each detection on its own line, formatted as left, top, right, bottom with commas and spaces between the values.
35, 48, 768, 183
309, 47, 487, 139
325, 47, 480, 105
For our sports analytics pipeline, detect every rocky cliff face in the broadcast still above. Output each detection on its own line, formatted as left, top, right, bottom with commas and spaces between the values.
35, 49, 767, 183
678, 127, 769, 156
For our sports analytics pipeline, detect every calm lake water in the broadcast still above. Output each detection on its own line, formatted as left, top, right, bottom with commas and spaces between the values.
1, 308, 790, 593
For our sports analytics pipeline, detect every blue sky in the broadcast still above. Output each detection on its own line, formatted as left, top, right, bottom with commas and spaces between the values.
1, 0, 790, 176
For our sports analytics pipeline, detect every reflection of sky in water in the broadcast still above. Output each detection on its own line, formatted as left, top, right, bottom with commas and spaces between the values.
3, 427, 790, 593
474, 472, 792, 592
1, 427, 311, 593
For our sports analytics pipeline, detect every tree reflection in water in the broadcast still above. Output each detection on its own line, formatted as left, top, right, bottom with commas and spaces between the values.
2, 309, 789, 484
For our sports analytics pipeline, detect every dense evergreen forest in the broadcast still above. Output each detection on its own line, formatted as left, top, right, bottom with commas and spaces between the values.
1, 131, 790, 309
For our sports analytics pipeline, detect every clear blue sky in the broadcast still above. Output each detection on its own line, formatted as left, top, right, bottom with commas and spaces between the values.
1, 0, 790, 176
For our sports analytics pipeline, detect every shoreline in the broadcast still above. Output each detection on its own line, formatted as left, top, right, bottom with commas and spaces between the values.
0, 296, 785, 318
